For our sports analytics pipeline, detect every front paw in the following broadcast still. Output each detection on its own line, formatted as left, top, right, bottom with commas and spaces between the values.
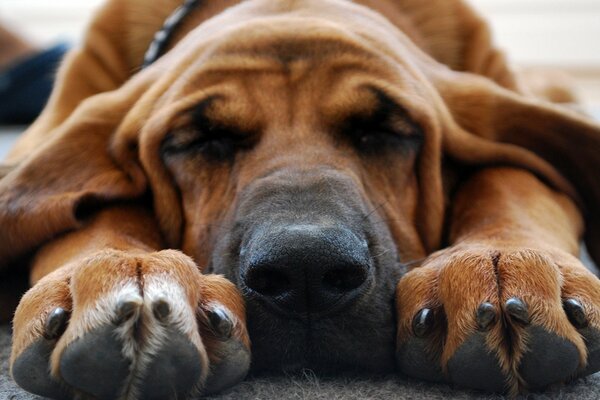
395, 244, 600, 394
10, 249, 250, 400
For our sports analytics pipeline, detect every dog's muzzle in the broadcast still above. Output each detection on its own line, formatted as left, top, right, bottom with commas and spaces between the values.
211, 168, 399, 373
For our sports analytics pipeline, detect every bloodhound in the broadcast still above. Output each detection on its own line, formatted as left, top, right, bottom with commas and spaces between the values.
3, 0, 600, 398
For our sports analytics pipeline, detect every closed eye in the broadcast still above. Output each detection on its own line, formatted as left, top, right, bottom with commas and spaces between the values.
343, 91, 423, 155
161, 99, 254, 162
162, 124, 249, 162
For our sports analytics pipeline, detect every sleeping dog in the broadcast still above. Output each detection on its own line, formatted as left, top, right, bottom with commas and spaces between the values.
3, 0, 600, 398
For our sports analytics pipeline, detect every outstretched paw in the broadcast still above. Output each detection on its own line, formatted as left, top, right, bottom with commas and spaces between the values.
11, 250, 250, 400
396, 244, 600, 394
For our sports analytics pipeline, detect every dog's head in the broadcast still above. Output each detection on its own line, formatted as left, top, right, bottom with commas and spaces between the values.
2, 0, 600, 374
138, 2, 438, 372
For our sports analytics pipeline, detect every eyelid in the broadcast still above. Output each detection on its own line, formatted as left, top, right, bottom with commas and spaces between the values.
343, 108, 423, 139
161, 120, 255, 159
161, 127, 202, 155
386, 113, 423, 138
368, 87, 424, 135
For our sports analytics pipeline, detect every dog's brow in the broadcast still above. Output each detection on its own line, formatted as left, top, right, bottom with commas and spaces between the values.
190, 96, 220, 125
371, 88, 420, 125
186, 95, 258, 136
218, 37, 375, 65
346, 88, 419, 126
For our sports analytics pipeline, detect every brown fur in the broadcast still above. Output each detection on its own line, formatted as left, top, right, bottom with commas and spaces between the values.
2, 0, 600, 396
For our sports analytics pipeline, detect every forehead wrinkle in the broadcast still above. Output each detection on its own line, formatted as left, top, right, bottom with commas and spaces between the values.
216, 35, 377, 66
178, 49, 387, 128
185, 12, 384, 70
151, 0, 431, 105
188, 38, 379, 82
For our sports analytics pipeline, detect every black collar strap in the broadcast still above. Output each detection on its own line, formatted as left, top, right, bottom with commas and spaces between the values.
142, 0, 202, 68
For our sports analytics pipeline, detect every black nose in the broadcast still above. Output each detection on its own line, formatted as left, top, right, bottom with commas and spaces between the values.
241, 225, 372, 315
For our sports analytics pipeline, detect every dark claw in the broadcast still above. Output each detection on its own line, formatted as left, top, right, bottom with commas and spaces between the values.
412, 308, 434, 338
505, 298, 529, 325
44, 307, 69, 340
152, 299, 171, 322
563, 298, 588, 329
207, 306, 234, 339
114, 298, 141, 325
476, 303, 497, 331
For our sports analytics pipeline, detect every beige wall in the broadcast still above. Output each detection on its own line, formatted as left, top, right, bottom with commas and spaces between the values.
2, 0, 600, 68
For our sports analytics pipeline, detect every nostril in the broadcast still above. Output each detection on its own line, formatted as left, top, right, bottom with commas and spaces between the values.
244, 267, 291, 297
322, 265, 368, 292
240, 225, 372, 315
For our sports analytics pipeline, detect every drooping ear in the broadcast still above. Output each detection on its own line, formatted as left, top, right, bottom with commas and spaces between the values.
0, 85, 149, 269
9, 0, 238, 161
435, 70, 600, 265
365, 0, 520, 90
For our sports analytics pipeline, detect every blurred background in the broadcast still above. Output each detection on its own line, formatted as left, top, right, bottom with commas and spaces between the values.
0, 0, 599, 135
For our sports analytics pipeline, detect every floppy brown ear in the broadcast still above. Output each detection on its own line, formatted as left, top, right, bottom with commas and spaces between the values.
8, 0, 236, 162
0, 86, 149, 270
435, 70, 600, 265
0, 0, 232, 268
0, 0, 202, 269
363, 0, 520, 90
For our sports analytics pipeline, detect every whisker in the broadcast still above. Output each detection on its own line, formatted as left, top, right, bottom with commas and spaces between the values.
370, 218, 406, 225
362, 200, 390, 222
193, 221, 230, 230
401, 257, 426, 268
372, 248, 393, 259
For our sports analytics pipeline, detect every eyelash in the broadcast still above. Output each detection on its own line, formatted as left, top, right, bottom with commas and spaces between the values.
162, 127, 248, 162
345, 117, 423, 155
353, 129, 422, 154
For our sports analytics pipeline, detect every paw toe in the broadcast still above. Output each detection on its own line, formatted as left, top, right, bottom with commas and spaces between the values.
577, 327, 600, 377
519, 326, 579, 389
447, 332, 507, 393
202, 305, 250, 394
12, 340, 70, 400
396, 338, 446, 383
138, 328, 203, 400
60, 325, 131, 400
204, 338, 251, 394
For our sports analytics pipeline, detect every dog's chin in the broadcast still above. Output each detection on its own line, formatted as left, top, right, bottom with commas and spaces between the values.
244, 292, 397, 375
